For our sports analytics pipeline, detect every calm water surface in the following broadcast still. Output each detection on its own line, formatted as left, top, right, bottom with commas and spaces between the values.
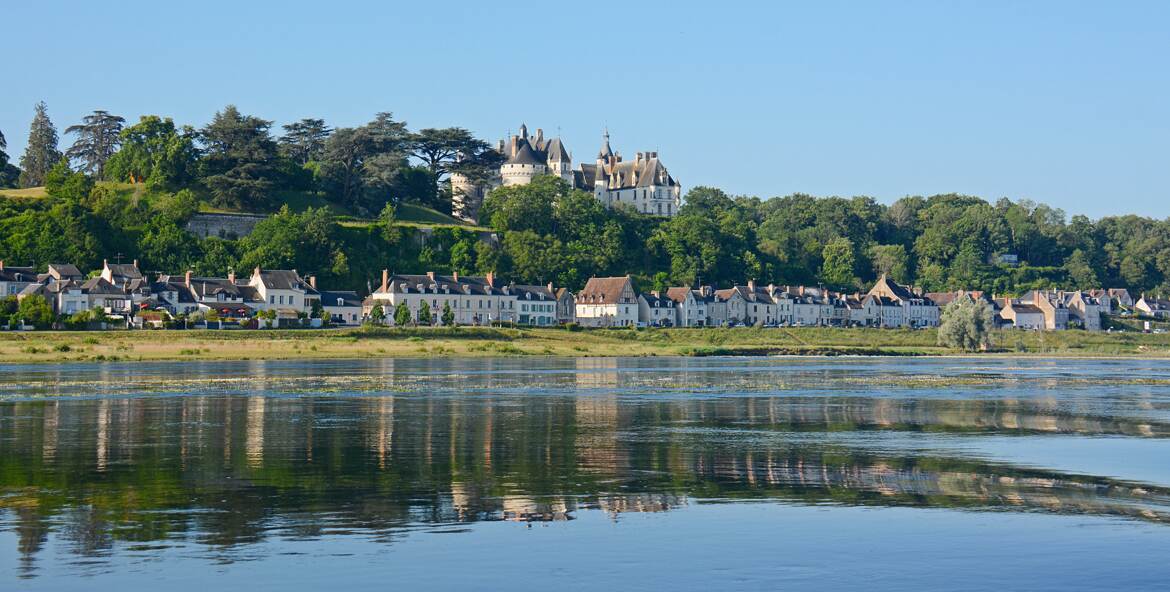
2, 357, 1170, 590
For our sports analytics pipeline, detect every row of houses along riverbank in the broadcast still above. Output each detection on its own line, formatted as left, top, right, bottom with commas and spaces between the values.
2, 259, 1166, 331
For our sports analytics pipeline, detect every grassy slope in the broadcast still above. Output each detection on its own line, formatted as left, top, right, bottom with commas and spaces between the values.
2, 326, 1169, 364
0, 186, 48, 198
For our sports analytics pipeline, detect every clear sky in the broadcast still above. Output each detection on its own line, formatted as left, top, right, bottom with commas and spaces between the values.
3, 0, 1167, 218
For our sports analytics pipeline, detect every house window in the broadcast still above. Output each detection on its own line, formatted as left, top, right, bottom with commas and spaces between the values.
269, 296, 275, 304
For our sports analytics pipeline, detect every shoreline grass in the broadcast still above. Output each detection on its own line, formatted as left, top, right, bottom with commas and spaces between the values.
1, 326, 1169, 365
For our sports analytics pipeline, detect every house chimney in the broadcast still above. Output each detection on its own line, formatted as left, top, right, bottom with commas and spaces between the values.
185, 270, 192, 286
380, 269, 389, 292
427, 271, 436, 281
547, 282, 554, 292
133, 259, 138, 269
0, 260, 4, 270
309, 275, 317, 290
747, 280, 756, 292
486, 271, 495, 287
228, 270, 235, 283
453, 272, 459, 283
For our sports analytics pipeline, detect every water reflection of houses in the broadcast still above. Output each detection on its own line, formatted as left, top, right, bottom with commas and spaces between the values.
4, 390, 1170, 575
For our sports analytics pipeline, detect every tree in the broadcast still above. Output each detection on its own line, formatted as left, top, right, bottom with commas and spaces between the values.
310, 298, 325, 320
417, 300, 433, 325
820, 237, 856, 289
238, 206, 343, 282
319, 113, 409, 214
409, 128, 486, 178
18, 101, 62, 187
104, 116, 198, 189
868, 244, 910, 283
279, 118, 332, 165
938, 297, 994, 352
16, 294, 54, 329
1064, 248, 1098, 288
368, 303, 386, 325
0, 127, 15, 188
64, 110, 125, 176
198, 105, 280, 210
441, 301, 455, 327
393, 301, 412, 326
44, 159, 94, 202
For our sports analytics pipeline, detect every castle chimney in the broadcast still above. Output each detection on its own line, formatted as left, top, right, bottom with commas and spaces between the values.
381, 269, 389, 292
184, 270, 192, 286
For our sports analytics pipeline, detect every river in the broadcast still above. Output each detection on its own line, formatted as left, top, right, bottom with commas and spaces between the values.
2, 357, 1169, 590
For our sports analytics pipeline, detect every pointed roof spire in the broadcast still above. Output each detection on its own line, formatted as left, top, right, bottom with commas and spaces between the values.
519, 123, 528, 139
598, 128, 613, 159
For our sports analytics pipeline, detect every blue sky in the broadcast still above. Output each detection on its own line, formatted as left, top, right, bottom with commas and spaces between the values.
3, 0, 1167, 218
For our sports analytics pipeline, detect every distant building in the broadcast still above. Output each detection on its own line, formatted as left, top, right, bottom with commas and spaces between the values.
866, 275, 940, 328
451, 124, 682, 222
0, 261, 37, 297
575, 276, 639, 327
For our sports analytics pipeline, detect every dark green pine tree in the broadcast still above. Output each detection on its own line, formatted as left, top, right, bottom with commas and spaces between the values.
65, 110, 126, 177
198, 105, 280, 210
278, 118, 332, 165
18, 101, 63, 188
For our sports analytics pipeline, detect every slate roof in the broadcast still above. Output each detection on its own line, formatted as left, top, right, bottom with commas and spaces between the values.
255, 270, 318, 293
321, 291, 362, 307
506, 140, 544, 166
511, 284, 555, 301
188, 277, 243, 300
546, 138, 570, 163
82, 277, 126, 295
375, 273, 505, 296
47, 263, 82, 280
0, 265, 36, 282
640, 292, 674, 307
106, 262, 143, 280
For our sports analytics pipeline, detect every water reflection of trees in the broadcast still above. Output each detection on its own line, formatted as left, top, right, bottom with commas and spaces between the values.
2, 390, 1169, 576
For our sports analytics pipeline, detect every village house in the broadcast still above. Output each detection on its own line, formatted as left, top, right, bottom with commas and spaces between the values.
698, 286, 727, 326
575, 276, 639, 327
320, 291, 363, 326
638, 292, 677, 327
665, 287, 708, 327
999, 298, 1046, 329
555, 287, 576, 324
866, 275, 940, 328
512, 284, 557, 326
18, 264, 87, 315
248, 267, 320, 317
785, 286, 833, 327
0, 261, 37, 297
1026, 291, 1070, 330
371, 271, 510, 326
1135, 294, 1170, 319
1109, 288, 1135, 309
1063, 291, 1105, 331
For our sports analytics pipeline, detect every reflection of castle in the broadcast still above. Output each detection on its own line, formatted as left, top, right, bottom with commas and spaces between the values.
6, 391, 1170, 573
451, 124, 682, 222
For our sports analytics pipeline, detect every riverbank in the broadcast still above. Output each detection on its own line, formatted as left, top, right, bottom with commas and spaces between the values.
2, 326, 1170, 364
